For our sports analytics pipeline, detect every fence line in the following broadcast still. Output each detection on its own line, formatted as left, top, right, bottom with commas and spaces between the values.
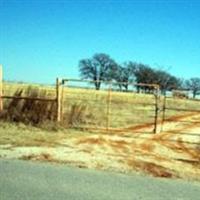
0, 72, 161, 133
160, 95, 200, 133
2, 95, 56, 102
1, 64, 199, 135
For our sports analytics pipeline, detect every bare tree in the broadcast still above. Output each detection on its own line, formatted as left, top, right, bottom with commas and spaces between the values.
134, 64, 180, 93
186, 78, 200, 98
79, 53, 117, 90
113, 62, 136, 91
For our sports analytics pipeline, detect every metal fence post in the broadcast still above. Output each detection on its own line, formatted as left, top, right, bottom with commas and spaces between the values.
161, 95, 166, 132
154, 86, 160, 134
0, 65, 3, 112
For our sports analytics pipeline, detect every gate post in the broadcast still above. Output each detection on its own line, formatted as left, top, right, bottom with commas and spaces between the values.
161, 95, 166, 132
0, 65, 3, 112
153, 85, 160, 134
56, 78, 62, 122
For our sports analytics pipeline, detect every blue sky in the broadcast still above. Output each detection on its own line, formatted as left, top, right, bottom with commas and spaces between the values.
1, 0, 200, 83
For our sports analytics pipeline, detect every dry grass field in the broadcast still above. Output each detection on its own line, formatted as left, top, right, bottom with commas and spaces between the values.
1, 82, 200, 181
3, 82, 200, 129
2, 82, 157, 129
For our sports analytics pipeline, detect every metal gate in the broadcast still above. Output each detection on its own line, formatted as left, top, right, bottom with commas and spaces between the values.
160, 96, 200, 135
58, 79, 160, 134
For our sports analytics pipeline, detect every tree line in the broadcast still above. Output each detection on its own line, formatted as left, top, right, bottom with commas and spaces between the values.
79, 53, 200, 98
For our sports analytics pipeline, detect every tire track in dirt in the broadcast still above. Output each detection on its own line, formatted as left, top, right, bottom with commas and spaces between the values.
139, 112, 200, 166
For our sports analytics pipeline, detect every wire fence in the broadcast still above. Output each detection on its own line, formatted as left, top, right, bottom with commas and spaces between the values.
159, 95, 200, 145
1, 82, 57, 124
60, 79, 159, 133
0, 64, 200, 136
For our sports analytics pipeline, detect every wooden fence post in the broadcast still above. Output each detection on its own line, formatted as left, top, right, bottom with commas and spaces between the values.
0, 65, 3, 112
106, 83, 112, 132
56, 78, 62, 122
60, 80, 64, 122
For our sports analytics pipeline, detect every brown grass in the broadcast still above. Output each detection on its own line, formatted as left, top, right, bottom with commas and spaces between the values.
76, 137, 107, 145
64, 103, 88, 127
140, 143, 155, 152
1, 87, 56, 125
20, 153, 53, 161
177, 138, 200, 161
127, 159, 174, 178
